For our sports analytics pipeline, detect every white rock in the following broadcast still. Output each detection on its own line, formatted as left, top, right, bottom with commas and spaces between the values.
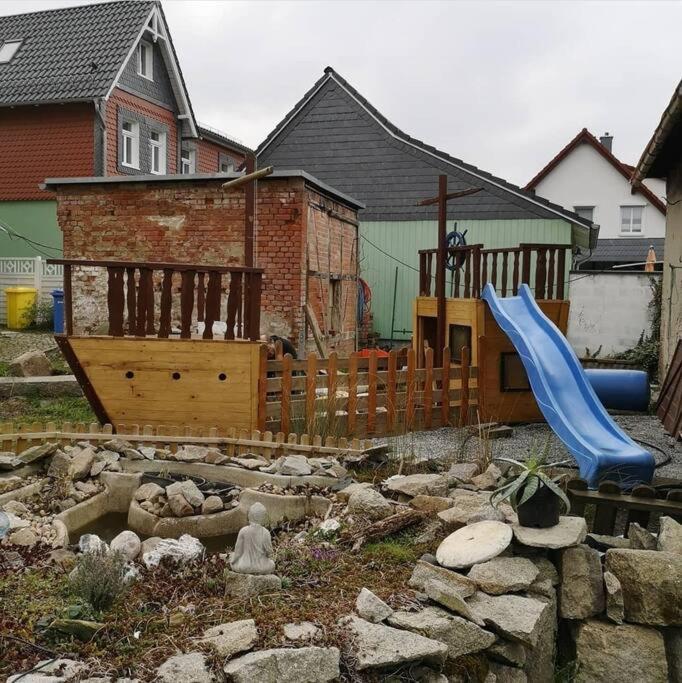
3, 500, 29, 516
7, 658, 87, 682
6, 511, 30, 529
110, 530, 142, 561
70, 447, 96, 480
283, 621, 321, 641
337, 482, 373, 502
197, 619, 258, 658
201, 496, 224, 514
134, 482, 165, 502
143, 534, 204, 568
8, 527, 38, 546
347, 487, 393, 520
356, 587, 393, 623
166, 480, 205, 507
78, 533, 108, 554
468, 557, 539, 595
223, 646, 340, 682
385, 473, 448, 498
512, 516, 587, 549
409, 559, 477, 597
436, 520, 512, 569
658, 516, 682, 555
318, 518, 341, 534
173, 445, 209, 462
278, 455, 313, 476
156, 652, 214, 683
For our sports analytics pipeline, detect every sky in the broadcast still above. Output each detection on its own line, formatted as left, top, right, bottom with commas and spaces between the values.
1, 0, 680, 187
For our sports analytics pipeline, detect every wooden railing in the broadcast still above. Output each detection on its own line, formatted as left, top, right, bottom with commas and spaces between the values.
419, 243, 570, 300
48, 259, 264, 341
260, 346, 478, 438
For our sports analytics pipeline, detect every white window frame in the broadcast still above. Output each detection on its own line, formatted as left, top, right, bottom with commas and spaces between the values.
620, 205, 644, 235
149, 131, 166, 175
220, 159, 234, 173
181, 148, 196, 174
0, 40, 22, 64
137, 40, 154, 81
573, 206, 595, 223
121, 121, 140, 169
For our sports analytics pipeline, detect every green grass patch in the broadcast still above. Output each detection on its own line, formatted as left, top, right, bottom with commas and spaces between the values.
0, 395, 95, 425
0, 361, 8, 377
362, 531, 421, 565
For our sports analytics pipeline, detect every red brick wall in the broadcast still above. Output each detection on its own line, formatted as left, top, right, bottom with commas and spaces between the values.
0, 103, 95, 200
105, 88, 178, 176
55, 177, 358, 351
196, 138, 246, 174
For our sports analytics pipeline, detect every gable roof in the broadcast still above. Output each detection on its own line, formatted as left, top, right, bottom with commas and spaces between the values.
0, 0, 197, 136
633, 79, 682, 182
526, 128, 667, 215
590, 237, 664, 264
257, 67, 595, 237
197, 123, 253, 157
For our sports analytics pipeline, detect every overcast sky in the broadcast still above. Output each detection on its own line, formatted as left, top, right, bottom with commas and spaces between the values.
2, 0, 680, 186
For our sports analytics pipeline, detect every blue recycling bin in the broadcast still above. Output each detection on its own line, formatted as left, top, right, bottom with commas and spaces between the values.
51, 289, 64, 333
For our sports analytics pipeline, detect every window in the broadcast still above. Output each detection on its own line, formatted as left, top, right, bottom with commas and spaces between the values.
0, 40, 22, 63
501, 352, 531, 392
621, 206, 644, 234
149, 131, 166, 174
220, 159, 235, 173
448, 325, 472, 363
574, 206, 594, 222
181, 148, 196, 174
137, 40, 153, 80
121, 121, 139, 169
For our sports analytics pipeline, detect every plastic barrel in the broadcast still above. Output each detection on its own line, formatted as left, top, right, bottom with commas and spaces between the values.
585, 369, 650, 412
51, 289, 65, 333
5, 286, 37, 329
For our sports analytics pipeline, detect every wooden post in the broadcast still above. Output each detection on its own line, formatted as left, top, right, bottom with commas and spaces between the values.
306, 353, 317, 433
348, 352, 358, 436
257, 344, 267, 431
459, 346, 470, 427
107, 267, 124, 336
406, 347, 416, 430
424, 347, 433, 429
327, 351, 338, 423
387, 349, 397, 433
158, 269, 173, 338
435, 174, 447, 367
245, 155, 256, 267
441, 346, 451, 426
180, 270, 195, 339
281, 353, 292, 436
557, 247, 566, 299
367, 350, 377, 435
126, 267, 137, 334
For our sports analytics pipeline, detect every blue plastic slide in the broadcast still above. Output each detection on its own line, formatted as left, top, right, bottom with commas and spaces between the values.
482, 284, 655, 489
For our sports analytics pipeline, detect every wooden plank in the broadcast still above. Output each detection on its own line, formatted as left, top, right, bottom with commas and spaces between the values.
306, 352, 317, 433
459, 346, 470, 427
441, 346, 451, 427
406, 347, 416, 430
281, 354, 292, 436
203, 271, 222, 340
387, 349, 397, 433
180, 270, 195, 339
304, 303, 327, 358
348, 352, 358, 436
424, 347, 433, 429
327, 351, 338, 416
225, 271, 242, 340
257, 343, 268, 431
158, 268, 173, 338
107, 267, 125, 337
367, 350, 377, 435
593, 481, 622, 534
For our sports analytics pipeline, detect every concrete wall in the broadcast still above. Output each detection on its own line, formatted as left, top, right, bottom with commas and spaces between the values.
660, 161, 682, 373
568, 270, 660, 356
534, 143, 666, 239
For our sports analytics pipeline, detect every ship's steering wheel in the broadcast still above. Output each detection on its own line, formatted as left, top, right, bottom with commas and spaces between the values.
445, 229, 468, 271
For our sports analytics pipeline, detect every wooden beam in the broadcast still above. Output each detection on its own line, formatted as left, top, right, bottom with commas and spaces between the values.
416, 186, 482, 207
304, 303, 327, 358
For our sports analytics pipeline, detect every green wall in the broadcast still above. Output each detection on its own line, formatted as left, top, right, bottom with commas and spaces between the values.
360, 218, 572, 340
0, 201, 61, 257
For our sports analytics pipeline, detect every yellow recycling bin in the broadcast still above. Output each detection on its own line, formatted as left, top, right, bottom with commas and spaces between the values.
5, 286, 37, 329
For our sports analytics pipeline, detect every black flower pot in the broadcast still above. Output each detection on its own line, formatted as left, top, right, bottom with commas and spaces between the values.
517, 480, 561, 528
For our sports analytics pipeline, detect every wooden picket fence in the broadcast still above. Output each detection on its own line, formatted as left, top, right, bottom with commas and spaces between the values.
260, 346, 478, 439
0, 421, 372, 461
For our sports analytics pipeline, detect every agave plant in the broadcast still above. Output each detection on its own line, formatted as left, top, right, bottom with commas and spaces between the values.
490, 452, 571, 514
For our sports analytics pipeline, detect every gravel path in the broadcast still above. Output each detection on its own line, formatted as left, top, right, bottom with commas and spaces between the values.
377, 414, 682, 481
0, 330, 57, 362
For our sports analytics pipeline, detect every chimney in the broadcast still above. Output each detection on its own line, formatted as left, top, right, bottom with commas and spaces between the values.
599, 132, 613, 153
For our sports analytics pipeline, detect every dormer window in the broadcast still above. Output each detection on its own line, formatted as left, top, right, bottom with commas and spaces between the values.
137, 40, 153, 80
0, 40, 22, 64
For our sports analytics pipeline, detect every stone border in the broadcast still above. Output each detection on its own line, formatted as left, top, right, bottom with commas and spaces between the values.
0, 375, 82, 399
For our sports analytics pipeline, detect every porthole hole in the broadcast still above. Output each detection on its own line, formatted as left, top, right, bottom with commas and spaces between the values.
218, 373, 227, 381
125, 371, 135, 379
172, 371, 181, 380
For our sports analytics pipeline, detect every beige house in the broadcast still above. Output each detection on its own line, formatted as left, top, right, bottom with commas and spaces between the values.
633, 80, 682, 374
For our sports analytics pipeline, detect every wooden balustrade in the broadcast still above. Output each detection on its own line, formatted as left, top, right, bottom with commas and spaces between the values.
419, 243, 570, 300
48, 259, 264, 341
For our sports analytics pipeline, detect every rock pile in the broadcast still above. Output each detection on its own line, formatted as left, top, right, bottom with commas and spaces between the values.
133, 479, 239, 519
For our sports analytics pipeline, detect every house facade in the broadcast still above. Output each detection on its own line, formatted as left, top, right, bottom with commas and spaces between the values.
257, 67, 595, 342
526, 129, 667, 270
633, 80, 682, 374
0, 0, 249, 258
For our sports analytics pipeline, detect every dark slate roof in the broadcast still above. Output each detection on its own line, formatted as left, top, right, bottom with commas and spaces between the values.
590, 238, 664, 263
257, 67, 596, 230
0, 0, 155, 105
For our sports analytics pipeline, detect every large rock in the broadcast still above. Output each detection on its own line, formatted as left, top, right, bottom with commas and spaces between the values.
467, 557, 539, 595
658, 516, 682, 555
168, 492, 194, 517
78, 533, 108, 554
277, 455, 313, 476
558, 545, 605, 619
409, 559, 476, 597
340, 615, 447, 670
156, 652, 215, 683
0, 453, 22, 471
166, 480, 205, 508
512, 516, 586, 549
337, 482, 372, 502
388, 606, 496, 659
347, 487, 393, 521
356, 587, 392, 623
466, 592, 551, 647
201, 496, 224, 514
110, 530, 141, 561
142, 534, 205, 568
605, 549, 682, 625
436, 520, 512, 569
8, 350, 52, 377
385, 473, 448, 498
198, 619, 258, 658
70, 447, 96, 481
438, 490, 515, 531
8, 527, 38, 546
447, 462, 480, 485
409, 494, 453, 513
488, 662, 528, 682
7, 658, 87, 682
224, 570, 282, 599
586, 532, 631, 552
134, 482, 165, 502
224, 646, 339, 682
628, 522, 657, 550
102, 438, 133, 454
424, 579, 483, 624
17, 442, 59, 464
603, 571, 624, 624
574, 620, 668, 683
173, 445, 209, 463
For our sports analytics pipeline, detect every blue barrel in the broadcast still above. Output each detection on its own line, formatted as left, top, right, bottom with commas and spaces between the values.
51, 289, 64, 333
585, 369, 650, 412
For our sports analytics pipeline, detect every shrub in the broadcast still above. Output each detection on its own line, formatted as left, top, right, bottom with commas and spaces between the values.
70, 549, 129, 611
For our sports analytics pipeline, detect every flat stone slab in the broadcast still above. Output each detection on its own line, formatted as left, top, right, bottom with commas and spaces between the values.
512, 516, 586, 549
467, 557, 539, 595
197, 619, 258, 658
436, 520, 512, 568
224, 646, 340, 683
408, 559, 477, 597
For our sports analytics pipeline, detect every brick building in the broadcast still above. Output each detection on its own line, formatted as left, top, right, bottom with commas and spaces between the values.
0, 0, 250, 257
45, 172, 364, 355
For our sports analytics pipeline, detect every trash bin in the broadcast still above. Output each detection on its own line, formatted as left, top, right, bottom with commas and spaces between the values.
51, 289, 65, 334
5, 286, 37, 330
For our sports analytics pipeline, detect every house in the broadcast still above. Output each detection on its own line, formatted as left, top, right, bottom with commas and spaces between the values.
257, 67, 596, 343
0, 0, 249, 259
633, 79, 682, 374
526, 128, 667, 270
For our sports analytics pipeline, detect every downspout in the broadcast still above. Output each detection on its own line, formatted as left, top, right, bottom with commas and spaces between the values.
94, 99, 107, 176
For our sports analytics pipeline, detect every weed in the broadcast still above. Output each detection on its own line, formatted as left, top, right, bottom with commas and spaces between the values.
362, 534, 419, 565
21, 298, 54, 330
69, 549, 130, 612
0, 396, 95, 425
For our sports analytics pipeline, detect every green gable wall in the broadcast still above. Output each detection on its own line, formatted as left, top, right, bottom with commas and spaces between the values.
360, 218, 572, 341
0, 201, 61, 258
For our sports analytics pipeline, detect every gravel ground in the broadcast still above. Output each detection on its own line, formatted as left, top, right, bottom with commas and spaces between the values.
0, 329, 58, 362
377, 414, 682, 481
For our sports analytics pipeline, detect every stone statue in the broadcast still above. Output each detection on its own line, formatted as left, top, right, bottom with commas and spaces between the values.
229, 502, 275, 575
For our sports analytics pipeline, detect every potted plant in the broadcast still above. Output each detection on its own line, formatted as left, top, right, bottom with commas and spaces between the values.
490, 449, 571, 528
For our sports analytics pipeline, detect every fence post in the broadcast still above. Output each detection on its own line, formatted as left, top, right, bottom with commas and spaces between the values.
34, 256, 42, 294
367, 351, 378, 435
257, 344, 267, 432
281, 353, 292, 436
459, 346, 470, 427
441, 346, 451, 426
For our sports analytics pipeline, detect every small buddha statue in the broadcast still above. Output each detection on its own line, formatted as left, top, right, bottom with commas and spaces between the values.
229, 502, 276, 575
